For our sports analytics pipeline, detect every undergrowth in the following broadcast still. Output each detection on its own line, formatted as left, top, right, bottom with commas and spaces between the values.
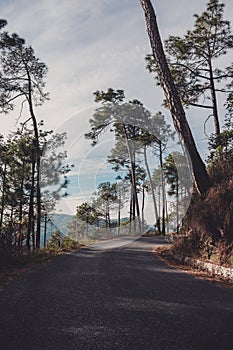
0, 237, 81, 287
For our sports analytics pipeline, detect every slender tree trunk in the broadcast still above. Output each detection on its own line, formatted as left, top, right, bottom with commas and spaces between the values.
105, 203, 110, 232
10, 207, 14, 249
36, 157, 41, 248
108, 205, 111, 232
129, 188, 133, 234
208, 59, 220, 135
0, 162, 7, 235
140, 0, 211, 194
158, 182, 161, 224
44, 212, 47, 248
121, 123, 141, 233
143, 146, 161, 233
27, 159, 36, 251
142, 184, 145, 232
132, 148, 141, 233
26, 68, 42, 249
159, 143, 166, 235
176, 180, 179, 233
118, 198, 121, 235
132, 172, 137, 232
165, 197, 169, 234
19, 159, 25, 247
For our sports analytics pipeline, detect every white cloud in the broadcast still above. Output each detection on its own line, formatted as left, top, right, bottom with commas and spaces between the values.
0, 0, 232, 214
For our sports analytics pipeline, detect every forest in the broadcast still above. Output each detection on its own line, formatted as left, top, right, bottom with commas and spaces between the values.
0, 0, 232, 271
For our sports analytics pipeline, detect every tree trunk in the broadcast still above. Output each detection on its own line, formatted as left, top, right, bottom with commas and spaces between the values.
0, 162, 7, 235
36, 156, 41, 248
26, 67, 42, 249
176, 180, 179, 233
158, 181, 161, 224
118, 198, 121, 235
121, 122, 141, 233
143, 146, 161, 233
108, 205, 111, 231
132, 167, 138, 233
142, 184, 145, 232
165, 196, 169, 234
159, 143, 166, 235
19, 159, 26, 247
27, 159, 36, 251
44, 212, 47, 248
129, 188, 133, 234
208, 59, 220, 135
140, 0, 211, 194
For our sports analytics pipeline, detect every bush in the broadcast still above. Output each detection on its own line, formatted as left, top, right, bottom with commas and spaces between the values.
62, 236, 80, 250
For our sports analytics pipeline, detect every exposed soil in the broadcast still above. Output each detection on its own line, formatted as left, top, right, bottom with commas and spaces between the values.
154, 245, 233, 290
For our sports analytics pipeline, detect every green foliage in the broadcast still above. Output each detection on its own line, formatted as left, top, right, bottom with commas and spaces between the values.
163, 153, 179, 197
48, 231, 79, 251
146, 0, 233, 134
96, 182, 117, 202
0, 22, 50, 249
0, 127, 68, 253
208, 115, 233, 183
94, 88, 125, 104
229, 256, 233, 266
94, 182, 118, 229
76, 202, 101, 226
61, 236, 80, 250
0, 22, 69, 257
164, 152, 192, 196
0, 32, 49, 112
48, 230, 63, 249
86, 88, 179, 234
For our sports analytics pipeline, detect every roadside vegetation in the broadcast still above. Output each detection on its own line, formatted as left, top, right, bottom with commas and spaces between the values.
141, 0, 233, 269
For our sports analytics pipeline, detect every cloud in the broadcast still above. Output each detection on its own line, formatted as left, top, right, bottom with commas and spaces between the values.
1, 0, 159, 131
1, 0, 232, 214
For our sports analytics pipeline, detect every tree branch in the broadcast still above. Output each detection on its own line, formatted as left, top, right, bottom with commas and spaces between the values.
6, 92, 25, 104
189, 102, 213, 109
204, 114, 214, 138
15, 99, 27, 125
171, 62, 210, 80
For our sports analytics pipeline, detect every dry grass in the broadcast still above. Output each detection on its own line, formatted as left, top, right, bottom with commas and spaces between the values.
154, 245, 233, 289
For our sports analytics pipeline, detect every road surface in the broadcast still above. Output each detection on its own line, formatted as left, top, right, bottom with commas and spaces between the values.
0, 237, 232, 349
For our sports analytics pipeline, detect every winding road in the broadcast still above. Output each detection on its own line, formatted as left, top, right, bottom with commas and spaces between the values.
0, 237, 232, 349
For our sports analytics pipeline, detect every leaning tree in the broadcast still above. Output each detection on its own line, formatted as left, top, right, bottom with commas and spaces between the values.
140, 0, 212, 194
146, 0, 233, 136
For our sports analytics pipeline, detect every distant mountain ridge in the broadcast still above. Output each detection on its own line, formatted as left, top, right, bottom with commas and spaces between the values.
41, 213, 133, 245
40, 213, 74, 245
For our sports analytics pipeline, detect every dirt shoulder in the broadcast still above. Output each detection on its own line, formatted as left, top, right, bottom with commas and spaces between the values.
0, 245, 85, 290
154, 245, 233, 289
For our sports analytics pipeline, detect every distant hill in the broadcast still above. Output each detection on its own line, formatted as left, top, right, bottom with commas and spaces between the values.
50, 213, 74, 236
41, 213, 74, 244
40, 214, 133, 246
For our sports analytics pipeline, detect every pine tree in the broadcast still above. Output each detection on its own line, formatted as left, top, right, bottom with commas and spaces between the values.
140, 0, 212, 194
0, 30, 49, 248
146, 0, 233, 135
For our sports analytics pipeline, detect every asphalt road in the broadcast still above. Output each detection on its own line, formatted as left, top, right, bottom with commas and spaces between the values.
0, 237, 233, 350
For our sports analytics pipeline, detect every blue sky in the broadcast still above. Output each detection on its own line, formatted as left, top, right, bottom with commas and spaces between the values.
1, 0, 232, 134
0, 0, 232, 219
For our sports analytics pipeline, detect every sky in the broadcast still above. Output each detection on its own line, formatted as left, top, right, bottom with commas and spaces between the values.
0, 0, 232, 220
